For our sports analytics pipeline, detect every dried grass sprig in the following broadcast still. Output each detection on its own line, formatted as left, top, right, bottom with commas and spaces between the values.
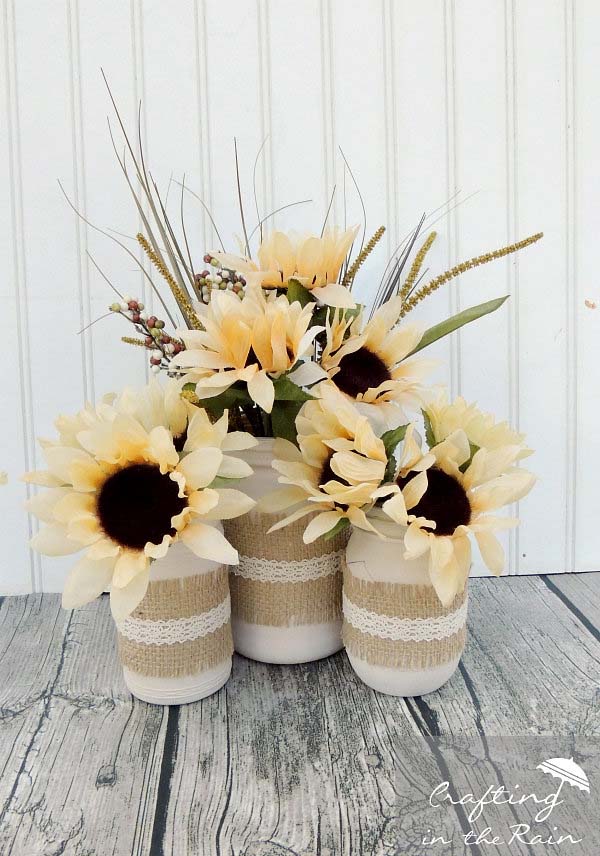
137, 233, 201, 329
400, 231, 543, 317
343, 226, 386, 288
399, 231, 437, 302
121, 336, 147, 347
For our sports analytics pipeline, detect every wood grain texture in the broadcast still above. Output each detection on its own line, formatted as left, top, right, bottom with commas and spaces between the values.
0, 574, 597, 854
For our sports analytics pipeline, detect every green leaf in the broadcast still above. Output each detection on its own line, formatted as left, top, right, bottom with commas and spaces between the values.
273, 375, 315, 402
197, 384, 252, 418
270, 399, 305, 443
408, 295, 510, 356
286, 279, 315, 307
459, 441, 481, 473
380, 424, 409, 482
422, 410, 437, 449
324, 517, 350, 541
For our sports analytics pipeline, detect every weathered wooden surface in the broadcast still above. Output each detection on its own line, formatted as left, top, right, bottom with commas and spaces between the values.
0, 573, 598, 855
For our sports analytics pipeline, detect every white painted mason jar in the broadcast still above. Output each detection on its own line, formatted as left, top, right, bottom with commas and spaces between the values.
223, 438, 347, 664
343, 521, 468, 696
116, 535, 233, 704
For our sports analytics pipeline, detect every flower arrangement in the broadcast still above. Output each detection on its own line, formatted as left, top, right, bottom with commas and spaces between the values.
24, 382, 256, 620
35, 91, 542, 692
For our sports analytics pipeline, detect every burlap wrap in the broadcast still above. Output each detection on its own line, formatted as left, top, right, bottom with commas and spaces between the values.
117, 567, 233, 678
224, 511, 349, 627
342, 568, 468, 670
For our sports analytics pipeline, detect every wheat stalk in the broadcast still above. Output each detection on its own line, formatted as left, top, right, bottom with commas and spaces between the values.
121, 336, 148, 347
400, 231, 543, 317
399, 231, 437, 302
343, 225, 385, 287
137, 233, 201, 329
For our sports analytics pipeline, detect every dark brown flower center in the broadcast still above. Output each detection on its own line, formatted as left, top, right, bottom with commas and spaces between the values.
334, 347, 391, 398
397, 466, 471, 536
319, 455, 337, 487
96, 463, 187, 550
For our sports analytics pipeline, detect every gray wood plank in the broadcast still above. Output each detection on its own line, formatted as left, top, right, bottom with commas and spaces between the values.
413, 574, 600, 738
542, 572, 600, 640
0, 594, 167, 856
157, 653, 444, 856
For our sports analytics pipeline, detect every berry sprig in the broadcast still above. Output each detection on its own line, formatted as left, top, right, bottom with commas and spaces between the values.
109, 297, 184, 373
195, 254, 247, 304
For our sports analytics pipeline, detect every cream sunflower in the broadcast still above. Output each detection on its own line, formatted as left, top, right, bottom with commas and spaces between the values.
423, 391, 533, 459
24, 385, 256, 621
381, 425, 536, 606
319, 297, 435, 417
173, 284, 320, 413
259, 384, 399, 542
211, 226, 359, 308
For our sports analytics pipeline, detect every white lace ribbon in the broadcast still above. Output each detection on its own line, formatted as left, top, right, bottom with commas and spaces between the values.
231, 550, 345, 583
118, 595, 231, 646
342, 592, 468, 642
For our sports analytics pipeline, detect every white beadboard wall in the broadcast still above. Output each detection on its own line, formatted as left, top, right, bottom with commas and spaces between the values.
2, 0, 599, 593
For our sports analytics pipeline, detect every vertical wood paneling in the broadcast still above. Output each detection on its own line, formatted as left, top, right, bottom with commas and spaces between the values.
1, 0, 38, 592
574, 0, 600, 572
512, 0, 569, 574
390, 1, 453, 394
1, 0, 599, 590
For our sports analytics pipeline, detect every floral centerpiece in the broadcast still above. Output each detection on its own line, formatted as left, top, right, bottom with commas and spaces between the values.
43, 91, 541, 684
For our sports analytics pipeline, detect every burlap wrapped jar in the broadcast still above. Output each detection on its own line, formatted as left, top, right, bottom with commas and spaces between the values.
343, 521, 468, 696
116, 536, 233, 704
223, 439, 348, 664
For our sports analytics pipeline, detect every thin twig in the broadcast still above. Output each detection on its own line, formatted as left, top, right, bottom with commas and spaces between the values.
321, 185, 336, 237
252, 136, 269, 243
234, 138, 251, 258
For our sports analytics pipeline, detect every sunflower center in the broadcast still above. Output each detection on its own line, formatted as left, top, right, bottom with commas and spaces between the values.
397, 466, 471, 536
334, 347, 391, 398
96, 463, 187, 550
319, 455, 337, 487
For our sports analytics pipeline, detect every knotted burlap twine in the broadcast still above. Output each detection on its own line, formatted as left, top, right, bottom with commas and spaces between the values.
117, 566, 233, 678
224, 511, 349, 627
342, 567, 468, 670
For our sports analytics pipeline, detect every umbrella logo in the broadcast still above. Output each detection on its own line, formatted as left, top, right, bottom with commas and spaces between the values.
537, 757, 591, 800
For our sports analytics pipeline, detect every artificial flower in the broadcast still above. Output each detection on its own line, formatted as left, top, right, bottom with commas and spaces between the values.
173, 284, 320, 413
381, 424, 535, 606
211, 226, 359, 308
319, 297, 435, 419
423, 391, 533, 459
259, 384, 398, 541
24, 384, 256, 621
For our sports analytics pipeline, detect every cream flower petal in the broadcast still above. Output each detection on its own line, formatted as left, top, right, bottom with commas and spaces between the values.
145, 534, 173, 559
273, 438, 303, 462
22, 470, 65, 487
463, 445, 523, 490
267, 505, 319, 532
70, 457, 106, 492
62, 555, 115, 610
147, 426, 179, 474
247, 370, 275, 413
112, 550, 149, 588
471, 469, 536, 512
31, 524, 81, 556
428, 537, 460, 607
187, 488, 220, 517
110, 570, 150, 623
67, 512, 101, 546
86, 538, 120, 559
404, 522, 432, 559
347, 506, 380, 534
43, 446, 94, 483
382, 492, 409, 525
302, 510, 343, 543
475, 530, 505, 575
330, 450, 385, 486
312, 283, 356, 308
181, 522, 239, 565
24, 488, 70, 523
220, 431, 258, 452
218, 455, 253, 479
176, 448, 223, 489
52, 492, 94, 524
202, 488, 255, 520
257, 486, 307, 513
401, 470, 429, 510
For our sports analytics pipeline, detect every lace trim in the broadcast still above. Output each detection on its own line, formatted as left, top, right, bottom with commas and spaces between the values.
231, 550, 345, 583
118, 595, 230, 646
342, 592, 468, 642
